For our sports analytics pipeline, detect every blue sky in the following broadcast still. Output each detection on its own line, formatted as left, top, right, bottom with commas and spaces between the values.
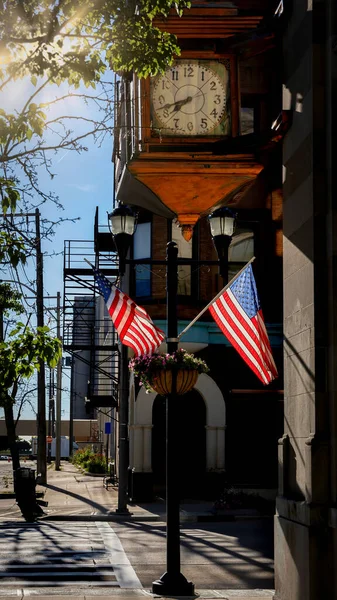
37, 128, 114, 421
39, 131, 114, 294
1, 79, 115, 422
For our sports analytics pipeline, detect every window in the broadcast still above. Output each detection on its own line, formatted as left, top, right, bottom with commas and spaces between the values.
133, 222, 151, 297
171, 220, 192, 295
228, 228, 254, 280
240, 107, 255, 135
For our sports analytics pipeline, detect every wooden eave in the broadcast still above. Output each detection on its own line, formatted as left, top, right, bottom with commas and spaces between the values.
126, 152, 264, 238
154, 14, 266, 38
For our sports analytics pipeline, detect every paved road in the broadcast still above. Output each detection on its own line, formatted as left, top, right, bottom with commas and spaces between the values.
0, 520, 142, 594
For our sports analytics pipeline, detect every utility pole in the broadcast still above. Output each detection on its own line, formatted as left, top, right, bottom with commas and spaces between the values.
47, 369, 54, 463
69, 359, 74, 459
35, 209, 47, 484
55, 291, 62, 470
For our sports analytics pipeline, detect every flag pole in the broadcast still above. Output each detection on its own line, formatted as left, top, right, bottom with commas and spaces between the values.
84, 257, 95, 269
178, 256, 256, 341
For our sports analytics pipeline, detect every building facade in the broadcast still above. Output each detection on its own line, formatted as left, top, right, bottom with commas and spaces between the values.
114, 2, 284, 501
112, 0, 337, 597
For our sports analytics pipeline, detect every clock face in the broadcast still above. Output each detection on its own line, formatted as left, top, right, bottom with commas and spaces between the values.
150, 59, 230, 137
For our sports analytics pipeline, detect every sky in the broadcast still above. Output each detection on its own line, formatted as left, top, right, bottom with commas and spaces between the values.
1, 77, 115, 422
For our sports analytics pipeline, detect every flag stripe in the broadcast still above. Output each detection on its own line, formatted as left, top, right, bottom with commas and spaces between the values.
94, 269, 165, 357
219, 291, 270, 373
256, 313, 278, 375
208, 263, 277, 385
210, 302, 269, 384
228, 293, 276, 377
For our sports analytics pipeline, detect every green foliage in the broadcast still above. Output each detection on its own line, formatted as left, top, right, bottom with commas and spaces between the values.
0, 0, 190, 79
72, 447, 93, 466
0, 232, 26, 268
0, 0, 187, 225
0, 178, 26, 269
72, 447, 106, 474
0, 283, 24, 314
0, 178, 20, 214
0, 322, 61, 406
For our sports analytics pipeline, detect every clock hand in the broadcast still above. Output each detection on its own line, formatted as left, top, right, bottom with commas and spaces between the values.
157, 91, 205, 114
171, 96, 193, 113
157, 101, 176, 111
170, 91, 205, 113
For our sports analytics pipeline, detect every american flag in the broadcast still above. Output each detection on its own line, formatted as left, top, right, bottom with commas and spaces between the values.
209, 264, 278, 384
94, 269, 165, 357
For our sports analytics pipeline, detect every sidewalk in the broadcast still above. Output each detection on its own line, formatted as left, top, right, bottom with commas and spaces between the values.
0, 463, 275, 600
38, 461, 159, 521
35, 462, 263, 523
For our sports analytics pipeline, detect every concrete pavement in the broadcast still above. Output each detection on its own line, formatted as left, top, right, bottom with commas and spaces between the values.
0, 462, 274, 599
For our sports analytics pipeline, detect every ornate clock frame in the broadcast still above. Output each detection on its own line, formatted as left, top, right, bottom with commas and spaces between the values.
140, 52, 239, 147
115, 3, 280, 240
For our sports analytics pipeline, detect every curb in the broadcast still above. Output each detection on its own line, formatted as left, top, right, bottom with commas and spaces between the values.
34, 512, 272, 523
38, 512, 161, 522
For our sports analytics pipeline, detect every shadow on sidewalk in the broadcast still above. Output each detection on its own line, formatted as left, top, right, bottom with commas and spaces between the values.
42, 482, 110, 514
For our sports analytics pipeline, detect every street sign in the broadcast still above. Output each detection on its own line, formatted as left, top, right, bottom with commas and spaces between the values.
104, 422, 112, 435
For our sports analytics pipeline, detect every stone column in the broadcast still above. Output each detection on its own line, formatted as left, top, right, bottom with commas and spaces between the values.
131, 425, 143, 471
216, 427, 225, 470
143, 425, 153, 472
205, 426, 217, 470
275, 0, 337, 597
205, 426, 225, 471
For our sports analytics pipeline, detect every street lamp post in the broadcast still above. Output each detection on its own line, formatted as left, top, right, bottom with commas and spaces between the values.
108, 206, 138, 514
109, 203, 236, 594
152, 240, 194, 595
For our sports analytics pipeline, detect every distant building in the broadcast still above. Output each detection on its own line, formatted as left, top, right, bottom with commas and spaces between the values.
71, 296, 95, 420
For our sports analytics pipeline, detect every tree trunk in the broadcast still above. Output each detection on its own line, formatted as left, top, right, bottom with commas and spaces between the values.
4, 402, 20, 471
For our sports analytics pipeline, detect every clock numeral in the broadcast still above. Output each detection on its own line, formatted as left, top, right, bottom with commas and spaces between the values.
200, 118, 208, 129
210, 81, 217, 90
184, 66, 194, 78
173, 118, 180, 129
163, 108, 170, 118
187, 122, 193, 132
172, 70, 179, 81
214, 94, 221, 105
210, 108, 218, 119
161, 80, 170, 90
158, 94, 165, 105
201, 71, 205, 82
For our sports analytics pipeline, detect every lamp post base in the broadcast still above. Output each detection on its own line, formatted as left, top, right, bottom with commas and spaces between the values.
152, 572, 195, 596
115, 508, 132, 515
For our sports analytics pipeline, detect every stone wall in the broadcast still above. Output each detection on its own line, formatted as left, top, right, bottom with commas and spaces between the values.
275, 0, 337, 597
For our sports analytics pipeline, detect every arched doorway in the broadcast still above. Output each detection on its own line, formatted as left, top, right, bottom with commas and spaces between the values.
129, 373, 226, 501
152, 389, 206, 499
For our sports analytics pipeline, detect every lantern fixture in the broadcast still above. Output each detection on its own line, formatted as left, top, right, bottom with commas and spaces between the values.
108, 204, 138, 275
208, 206, 237, 283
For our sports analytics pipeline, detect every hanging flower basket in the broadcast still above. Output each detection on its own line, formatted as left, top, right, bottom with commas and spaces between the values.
151, 369, 199, 395
129, 349, 209, 395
